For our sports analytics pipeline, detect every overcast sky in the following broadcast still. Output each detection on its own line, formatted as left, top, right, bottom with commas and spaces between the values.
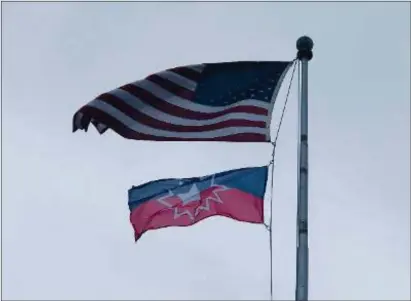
2, 2, 410, 300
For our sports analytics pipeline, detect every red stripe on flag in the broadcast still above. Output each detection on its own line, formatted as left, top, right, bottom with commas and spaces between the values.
170, 67, 202, 82
146, 74, 194, 100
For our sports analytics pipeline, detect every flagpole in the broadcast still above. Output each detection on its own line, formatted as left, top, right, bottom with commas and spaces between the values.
295, 36, 313, 301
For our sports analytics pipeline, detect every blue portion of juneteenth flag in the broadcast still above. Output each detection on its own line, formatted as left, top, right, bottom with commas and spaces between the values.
128, 166, 268, 211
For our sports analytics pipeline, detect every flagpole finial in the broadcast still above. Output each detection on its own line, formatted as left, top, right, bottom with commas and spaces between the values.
296, 36, 313, 61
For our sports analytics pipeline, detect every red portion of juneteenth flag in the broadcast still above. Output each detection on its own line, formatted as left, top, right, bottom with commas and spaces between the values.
130, 186, 263, 241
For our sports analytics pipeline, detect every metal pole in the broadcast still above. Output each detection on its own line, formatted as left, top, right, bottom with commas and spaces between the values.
295, 36, 313, 301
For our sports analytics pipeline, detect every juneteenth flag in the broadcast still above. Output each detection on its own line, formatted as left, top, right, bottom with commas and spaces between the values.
73, 61, 291, 142
128, 166, 268, 241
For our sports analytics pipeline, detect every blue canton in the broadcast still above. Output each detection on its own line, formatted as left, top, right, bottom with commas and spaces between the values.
193, 61, 291, 106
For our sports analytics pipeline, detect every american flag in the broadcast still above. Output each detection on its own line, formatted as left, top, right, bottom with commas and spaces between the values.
73, 61, 291, 142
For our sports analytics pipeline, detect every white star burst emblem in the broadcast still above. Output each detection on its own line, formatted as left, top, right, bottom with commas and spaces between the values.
177, 184, 201, 205
156, 175, 230, 220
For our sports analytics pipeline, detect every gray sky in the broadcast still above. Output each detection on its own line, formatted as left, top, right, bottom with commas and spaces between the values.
2, 2, 410, 300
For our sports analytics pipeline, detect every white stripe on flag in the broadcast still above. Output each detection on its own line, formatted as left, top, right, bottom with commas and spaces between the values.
157, 70, 197, 91
186, 64, 205, 73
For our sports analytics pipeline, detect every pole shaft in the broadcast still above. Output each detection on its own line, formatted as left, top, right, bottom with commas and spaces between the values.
295, 58, 309, 301
295, 35, 313, 301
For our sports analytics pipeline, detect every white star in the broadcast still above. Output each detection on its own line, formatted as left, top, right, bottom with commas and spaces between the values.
157, 190, 173, 207
177, 184, 201, 205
